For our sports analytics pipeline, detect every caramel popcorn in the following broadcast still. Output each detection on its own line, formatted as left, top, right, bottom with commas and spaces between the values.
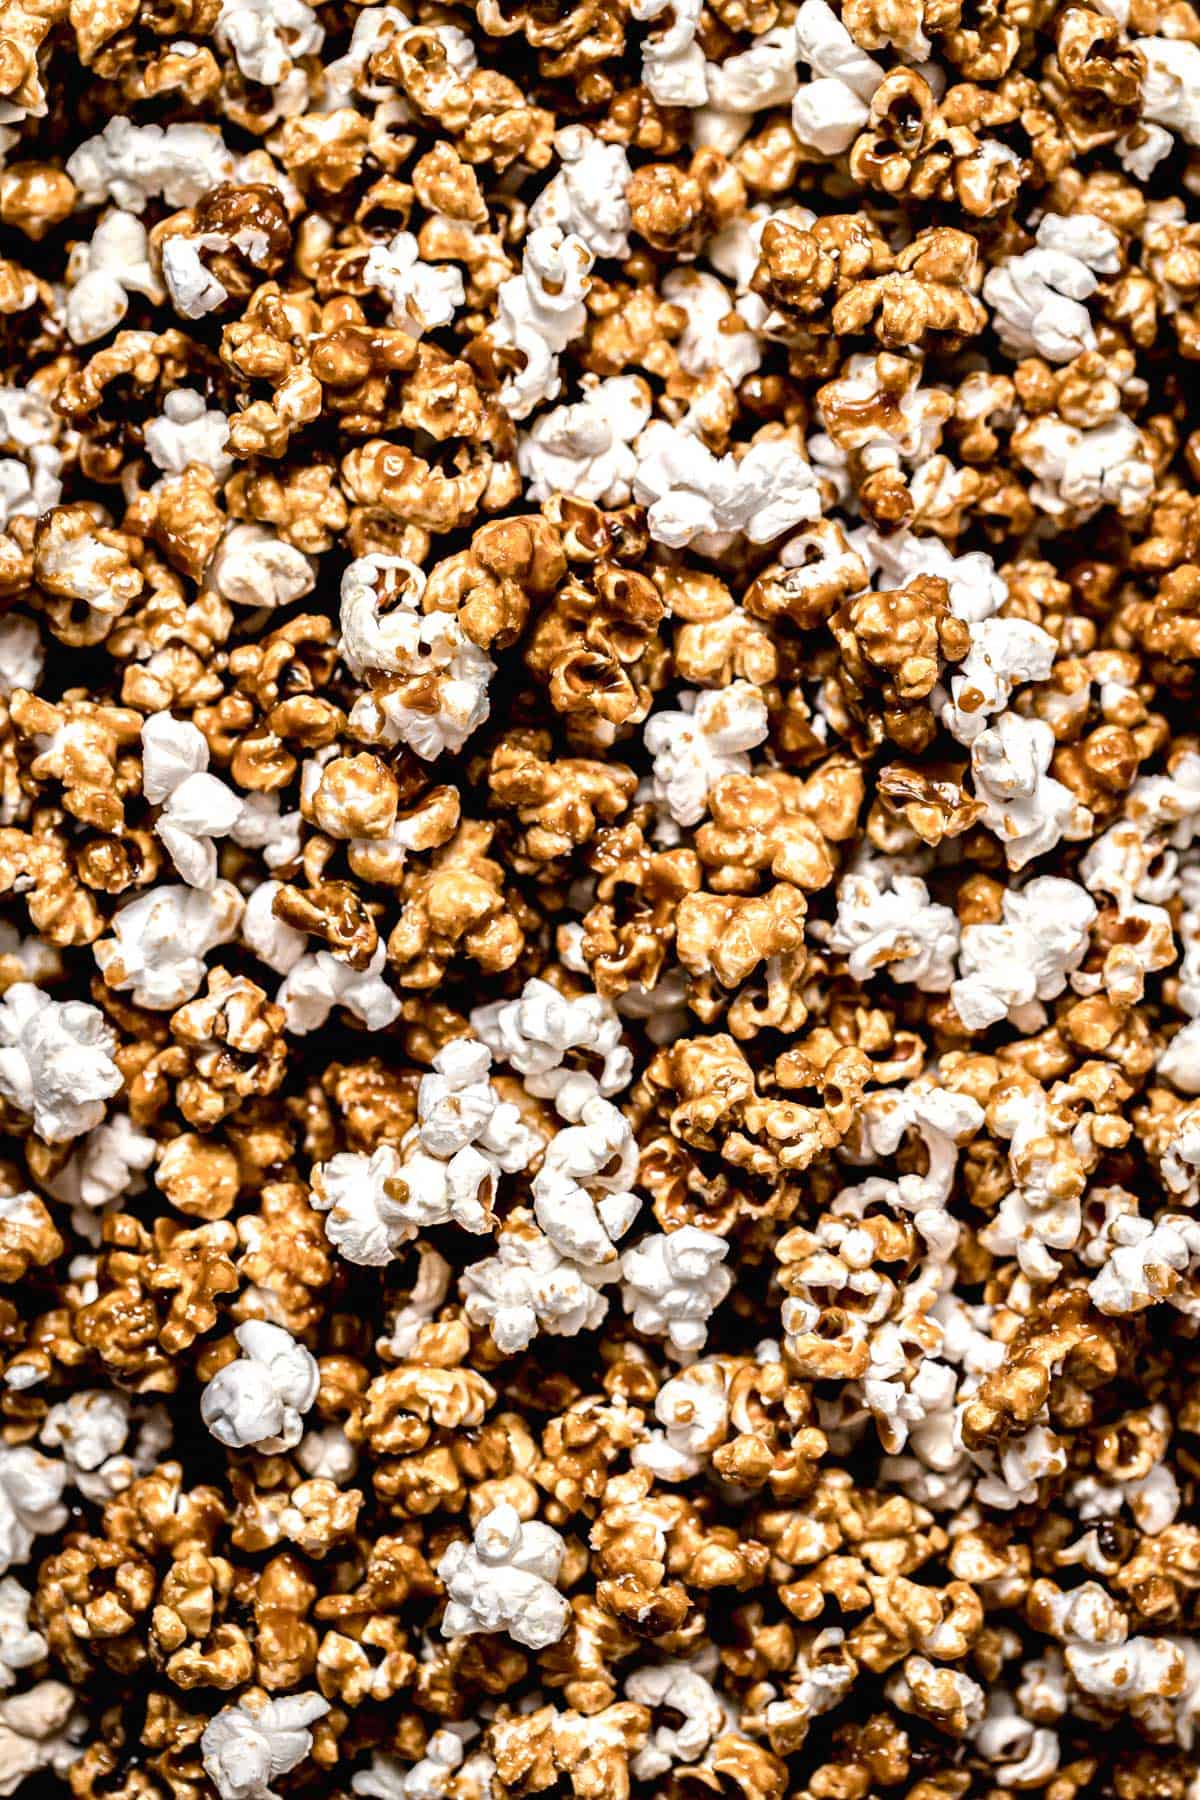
2, 1, 1200, 1795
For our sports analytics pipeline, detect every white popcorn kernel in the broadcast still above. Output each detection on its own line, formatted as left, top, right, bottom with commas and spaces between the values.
241, 882, 307, 976
533, 1088, 639, 1266
662, 269, 762, 385
706, 25, 800, 112
626, 1662, 727, 1778
0, 1581, 44, 1690
633, 421, 822, 555
339, 554, 494, 760
791, 76, 871, 153
829, 865, 959, 992
1117, 121, 1174, 178
1088, 1213, 1200, 1316
791, 0, 884, 151
144, 389, 233, 483
66, 118, 234, 213
633, 1361, 730, 1480
971, 714, 1085, 870
313, 1132, 499, 1266
363, 231, 465, 335
644, 683, 770, 829
141, 712, 244, 890
1013, 412, 1154, 524
1136, 38, 1200, 145
37, 1390, 163, 1503
0, 1682, 82, 1797
207, 523, 316, 610
952, 877, 1096, 1031
492, 226, 593, 420
982, 213, 1120, 363
438, 1502, 570, 1650
937, 618, 1057, 745
529, 127, 632, 259
0, 985, 121, 1144
315, 1044, 539, 1266
0, 618, 41, 697
460, 1214, 614, 1350
620, 1227, 731, 1355
339, 554, 426, 677
95, 881, 244, 1010
417, 1039, 539, 1169
276, 942, 401, 1034
200, 1320, 319, 1453
518, 375, 651, 507
471, 976, 632, 1099
31, 1101, 154, 1231
296, 1423, 358, 1486
632, 0, 706, 106
64, 209, 162, 346
351, 1732, 477, 1800
201, 1691, 329, 1800
230, 796, 302, 872
216, 0, 323, 86
0, 1445, 67, 1574
161, 235, 229, 320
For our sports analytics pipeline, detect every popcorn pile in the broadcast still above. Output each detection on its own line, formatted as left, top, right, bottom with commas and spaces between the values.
3, 1, 1200, 1797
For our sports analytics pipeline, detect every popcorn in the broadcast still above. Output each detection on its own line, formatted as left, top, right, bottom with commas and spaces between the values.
620, 1227, 731, 1355
0, 986, 121, 1144
339, 555, 494, 760
312, 1043, 538, 1266
0, 1683, 82, 1797
528, 128, 632, 260
215, 0, 323, 86
460, 1214, 614, 1351
951, 877, 1097, 1030
518, 376, 651, 508
533, 1086, 639, 1265
472, 978, 631, 1100
94, 882, 244, 1010
201, 1692, 329, 1800
633, 423, 823, 555
936, 619, 1056, 746
200, 1321, 319, 1453
792, 0, 885, 153
0, 1580, 45, 1690
1137, 38, 1200, 146
644, 683, 770, 829
276, 943, 401, 1035
626, 1663, 727, 1778
66, 117, 234, 212
144, 389, 234, 483
16, 0, 1200, 1787
438, 1503, 570, 1650
982, 215, 1121, 363
491, 227, 594, 421
829, 864, 959, 992
363, 232, 465, 335
0, 1446, 67, 1574
631, 0, 706, 107
971, 715, 1085, 870
207, 525, 316, 610
1013, 413, 1155, 524
64, 210, 162, 346
141, 713, 244, 890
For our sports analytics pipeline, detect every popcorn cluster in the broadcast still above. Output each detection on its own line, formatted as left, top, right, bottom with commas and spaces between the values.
1, 2, 1200, 1798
